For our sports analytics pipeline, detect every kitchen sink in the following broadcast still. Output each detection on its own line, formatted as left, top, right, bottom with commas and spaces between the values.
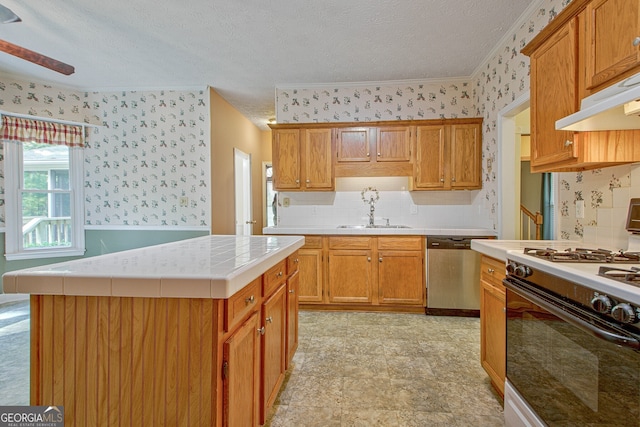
337, 225, 411, 229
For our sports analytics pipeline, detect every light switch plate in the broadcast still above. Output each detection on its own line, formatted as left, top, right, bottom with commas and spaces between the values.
576, 200, 585, 218
410, 205, 418, 215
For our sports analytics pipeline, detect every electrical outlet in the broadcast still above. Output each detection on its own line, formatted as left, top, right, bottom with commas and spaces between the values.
180, 196, 189, 207
576, 200, 585, 218
410, 205, 418, 215
283, 197, 290, 207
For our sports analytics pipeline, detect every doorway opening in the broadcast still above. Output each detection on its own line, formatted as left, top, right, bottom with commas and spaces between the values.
234, 148, 252, 235
263, 163, 277, 227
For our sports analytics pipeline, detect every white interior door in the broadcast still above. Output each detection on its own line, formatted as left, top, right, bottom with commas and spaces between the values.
234, 148, 253, 235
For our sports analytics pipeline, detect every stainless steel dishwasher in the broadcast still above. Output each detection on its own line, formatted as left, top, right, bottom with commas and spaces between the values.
426, 236, 485, 316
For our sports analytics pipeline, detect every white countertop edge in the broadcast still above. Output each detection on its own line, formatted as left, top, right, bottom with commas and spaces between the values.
3, 236, 305, 299
264, 226, 496, 237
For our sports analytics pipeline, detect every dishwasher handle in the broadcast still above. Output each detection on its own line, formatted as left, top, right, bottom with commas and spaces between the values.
427, 236, 494, 249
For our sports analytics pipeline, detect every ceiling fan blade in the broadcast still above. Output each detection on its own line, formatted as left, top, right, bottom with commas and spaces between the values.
0, 39, 74, 75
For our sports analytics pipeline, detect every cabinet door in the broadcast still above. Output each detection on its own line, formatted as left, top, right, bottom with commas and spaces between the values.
327, 250, 373, 303
376, 126, 412, 162
530, 18, 579, 169
480, 279, 506, 397
286, 270, 299, 368
378, 250, 425, 306
298, 248, 324, 303
336, 128, 371, 162
261, 284, 286, 424
272, 129, 301, 190
450, 123, 481, 189
303, 128, 333, 189
223, 311, 260, 427
586, 0, 640, 90
414, 125, 446, 189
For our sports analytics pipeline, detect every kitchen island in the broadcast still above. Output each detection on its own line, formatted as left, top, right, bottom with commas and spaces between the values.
2, 235, 304, 427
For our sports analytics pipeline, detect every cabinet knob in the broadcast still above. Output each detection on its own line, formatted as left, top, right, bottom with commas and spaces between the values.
366, 152, 370, 157
488, 268, 495, 273
564, 140, 573, 147
266, 316, 273, 324
377, 152, 381, 156
257, 327, 265, 335
295, 179, 300, 184
634, 36, 640, 47
245, 295, 255, 305
451, 177, 456, 182
367, 257, 371, 262
277, 271, 283, 277
289, 289, 295, 294
306, 179, 310, 183
379, 257, 383, 263
440, 177, 445, 182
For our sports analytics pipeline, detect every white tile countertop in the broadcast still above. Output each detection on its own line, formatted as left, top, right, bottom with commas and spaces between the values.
264, 226, 496, 237
2, 235, 305, 299
471, 239, 640, 305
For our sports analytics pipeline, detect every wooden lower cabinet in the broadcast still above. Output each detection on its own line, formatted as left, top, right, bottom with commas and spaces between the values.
327, 249, 373, 303
223, 311, 261, 427
298, 235, 425, 311
479, 255, 506, 397
286, 270, 299, 367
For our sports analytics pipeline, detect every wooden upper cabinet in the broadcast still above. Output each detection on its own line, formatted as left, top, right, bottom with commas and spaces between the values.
413, 120, 481, 190
303, 128, 333, 190
529, 17, 579, 170
450, 123, 482, 189
585, 0, 640, 90
272, 129, 301, 190
271, 127, 333, 191
376, 126, 412, 162
414, 125, 446, 189
336, 127, 371, 162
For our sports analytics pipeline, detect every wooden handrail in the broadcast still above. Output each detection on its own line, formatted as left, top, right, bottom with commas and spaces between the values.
520, 205, 543, 240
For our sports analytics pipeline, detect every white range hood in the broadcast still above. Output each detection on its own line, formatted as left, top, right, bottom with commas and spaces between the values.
556, 72, 640, 131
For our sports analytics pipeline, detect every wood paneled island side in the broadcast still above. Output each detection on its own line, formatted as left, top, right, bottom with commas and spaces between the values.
2, 235, 304, 427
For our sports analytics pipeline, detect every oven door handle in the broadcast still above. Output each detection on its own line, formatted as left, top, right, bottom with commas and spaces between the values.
504, 279, 640, 350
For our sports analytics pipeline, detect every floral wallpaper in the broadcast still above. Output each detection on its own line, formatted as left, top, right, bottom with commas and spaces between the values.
0, 76, 210, 229
276, 80, 475, 123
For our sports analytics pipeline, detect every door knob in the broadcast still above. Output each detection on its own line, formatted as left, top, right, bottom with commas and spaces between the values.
245, 220, 257, 224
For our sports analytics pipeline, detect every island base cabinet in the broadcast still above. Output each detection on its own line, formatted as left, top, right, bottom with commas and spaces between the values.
223, 311, 261, 427
30, 295, 221, 427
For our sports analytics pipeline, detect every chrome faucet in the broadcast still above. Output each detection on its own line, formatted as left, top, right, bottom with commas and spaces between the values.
368, 197, 375, 226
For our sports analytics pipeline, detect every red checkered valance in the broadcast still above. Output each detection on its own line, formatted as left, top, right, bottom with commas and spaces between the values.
1, 115, 84, 147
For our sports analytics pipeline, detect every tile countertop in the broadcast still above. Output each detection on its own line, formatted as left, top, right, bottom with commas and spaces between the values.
2, 235, 305, 299
471, 239, 640, 305
263, 226, 496, 237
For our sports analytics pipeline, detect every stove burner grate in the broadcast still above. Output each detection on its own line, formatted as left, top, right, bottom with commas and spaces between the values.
524, 247, 640, 263
598, 266, 640, 286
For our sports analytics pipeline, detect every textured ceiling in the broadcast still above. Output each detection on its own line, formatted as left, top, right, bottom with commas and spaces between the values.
0, 0, 531, 128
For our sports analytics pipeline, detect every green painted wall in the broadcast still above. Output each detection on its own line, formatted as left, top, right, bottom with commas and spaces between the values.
0, 230, 208, 279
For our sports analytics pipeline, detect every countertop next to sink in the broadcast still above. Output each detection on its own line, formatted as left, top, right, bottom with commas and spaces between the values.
263, 226, 496, 237
471, 239, 640, 305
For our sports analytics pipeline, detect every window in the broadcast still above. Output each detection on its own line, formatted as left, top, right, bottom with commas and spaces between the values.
4, 119, 85, 260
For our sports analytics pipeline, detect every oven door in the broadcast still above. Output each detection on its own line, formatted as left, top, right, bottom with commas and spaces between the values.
504, 277, 640, 426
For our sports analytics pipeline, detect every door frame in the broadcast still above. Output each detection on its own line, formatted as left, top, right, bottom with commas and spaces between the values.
234, 148, 252, 235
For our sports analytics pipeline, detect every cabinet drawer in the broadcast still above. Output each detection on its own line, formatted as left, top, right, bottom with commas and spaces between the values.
377, 236, 423, 250
302, 235, 323, 249
263, 260, 287, 297
225, 277, 261, 332
481, 255, 506, 287
287, 251, 300, 276
329, 236, 373, 250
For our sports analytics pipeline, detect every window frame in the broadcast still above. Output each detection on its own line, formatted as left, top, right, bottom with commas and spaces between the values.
4, 140, 85, 260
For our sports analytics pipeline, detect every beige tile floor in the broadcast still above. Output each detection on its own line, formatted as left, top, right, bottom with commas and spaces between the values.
266, 311, 504, 427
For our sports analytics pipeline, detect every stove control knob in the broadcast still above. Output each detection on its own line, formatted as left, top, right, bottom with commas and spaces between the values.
506, 262, 518, 274
514, 265, 531, 278
611, 303, 637, 324
591, 294, 612, 314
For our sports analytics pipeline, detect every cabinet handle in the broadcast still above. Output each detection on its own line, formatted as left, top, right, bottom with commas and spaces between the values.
634, 36, 640, 47
289, 289, 295, 294
306, 179, 310, 183
488, 268, 495, 273
295, 179, 300, 184
377, 152, 381, 156
379, 257, 383, 263
440, 177, 445, 182
245, 295, 255, 305
366, 152, 370, 157
257, 327, 265, 335
277, 271, 283, 278
367, 257, 371, 262
266, 316, 273, 324
295, 258, 299, 263
564, 140, 573, 147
